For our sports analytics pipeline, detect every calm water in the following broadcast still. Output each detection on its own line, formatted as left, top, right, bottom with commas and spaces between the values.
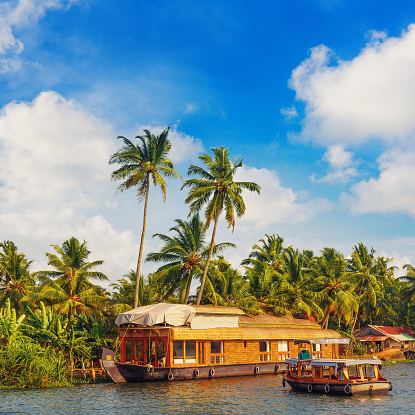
1, 363, 414, 415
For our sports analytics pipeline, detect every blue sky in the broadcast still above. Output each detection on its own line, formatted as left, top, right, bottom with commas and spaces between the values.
1, 0, 415, 284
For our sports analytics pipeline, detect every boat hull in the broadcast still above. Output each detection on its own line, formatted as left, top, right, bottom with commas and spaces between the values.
283, 377, 392, 396
102, 347, 285, 383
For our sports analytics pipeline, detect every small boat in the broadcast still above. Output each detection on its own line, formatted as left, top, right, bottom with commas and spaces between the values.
283, 340, 392, 396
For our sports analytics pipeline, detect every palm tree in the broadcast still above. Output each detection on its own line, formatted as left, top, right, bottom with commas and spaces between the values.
241, 234, 286, 271
347, 243, 381, 332
34, 237, 108, 330
400, 264, 415, 303
205, 258, 260, 313
271, 248, 323, 319
0, 241, 35, 313
309, 248, 358, 329
182, 146, 260, 304
146, 215, 235, 304
109, 128, 181, 308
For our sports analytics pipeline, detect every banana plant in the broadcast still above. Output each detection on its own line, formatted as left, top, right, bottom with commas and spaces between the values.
0, 298, 28, 348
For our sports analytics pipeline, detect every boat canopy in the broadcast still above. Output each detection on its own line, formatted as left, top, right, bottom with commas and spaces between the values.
285, 357, 382, 368
294, 338, 350, 345
115, 303, 195, 327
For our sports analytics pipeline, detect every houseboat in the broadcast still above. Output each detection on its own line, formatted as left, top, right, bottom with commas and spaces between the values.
102, 303, 345, 383
283, 340, 392, 396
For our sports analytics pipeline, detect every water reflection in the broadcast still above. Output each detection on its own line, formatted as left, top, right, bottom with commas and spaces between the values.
0, 363, 413, 415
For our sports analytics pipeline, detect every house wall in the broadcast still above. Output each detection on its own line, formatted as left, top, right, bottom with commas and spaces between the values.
170, 339, 338, 367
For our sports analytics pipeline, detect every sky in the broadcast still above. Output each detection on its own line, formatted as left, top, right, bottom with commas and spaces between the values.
1, 0, 415, 286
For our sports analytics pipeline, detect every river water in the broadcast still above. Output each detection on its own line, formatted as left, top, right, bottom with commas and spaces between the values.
1, 363, 414, 414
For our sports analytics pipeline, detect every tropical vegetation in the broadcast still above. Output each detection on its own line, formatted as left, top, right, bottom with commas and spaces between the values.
1, 136, 414, 388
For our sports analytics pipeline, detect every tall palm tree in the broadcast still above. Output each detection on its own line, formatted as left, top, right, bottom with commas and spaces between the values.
182, 146, 260, 305
0, 241, 35, 313
34, 237, 108, 330
241, 234, 286, 271
146, 215, 235, 303
109, 128, 181, 308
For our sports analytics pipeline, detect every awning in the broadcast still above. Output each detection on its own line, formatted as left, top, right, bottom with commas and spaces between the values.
294, 338, 350, 345
358, 336, 388, 342
115, 303, 195, 327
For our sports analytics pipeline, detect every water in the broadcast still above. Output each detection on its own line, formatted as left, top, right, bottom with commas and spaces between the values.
1, 363, 414, 415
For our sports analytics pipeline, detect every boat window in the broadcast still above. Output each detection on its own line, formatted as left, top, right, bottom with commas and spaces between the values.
278, 353, 289, 361
366, 365, 375, 379
135, 340, 145, 364
185, 341, 196, 363
210, 341, 225, 364
244, 341, 247, 348
259, 341, 271, 362
157, 339, 166, 366
278, 341, 289, 352
198, 342, 205, 364
125, 340, 133, 363
149, 340, 156, 365
173, 341, 184, 364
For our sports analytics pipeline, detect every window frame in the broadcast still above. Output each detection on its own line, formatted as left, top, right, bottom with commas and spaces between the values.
259, 340, 271, 362
210, 341, 225, 365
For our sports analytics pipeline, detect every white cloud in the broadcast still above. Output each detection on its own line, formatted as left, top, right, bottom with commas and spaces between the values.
184, 102, 198, 114
0, 93, 207, 283
235, 166, 332, 227
0, 0, 76, 73
289, 24, 415, 145
0, 91, 134, 282
280, 106, 298, 120
378, 250, 411, 278
311, 145, 358, 184
343, 147, 415, 215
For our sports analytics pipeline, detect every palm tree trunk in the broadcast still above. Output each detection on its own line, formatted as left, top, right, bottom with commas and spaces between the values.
196, 209, 220, 305
183, 273, 192, 304
134, 173, 150, 309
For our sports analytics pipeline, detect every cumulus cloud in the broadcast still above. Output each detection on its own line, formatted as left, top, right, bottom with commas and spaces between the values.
342, 147, 415, 215
289, 24, 415, 145
0, 92, 206, 282
311, 145, 358, 184
0, 0, 76, 72
0, 91, 132, 281
235, 166, 332, 227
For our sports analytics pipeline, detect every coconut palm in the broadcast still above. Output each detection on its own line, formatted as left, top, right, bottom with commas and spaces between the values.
400, 264, 415, 302
0, 241, 35, 313
146, 215, 235, 304
347, 243, 381, 332
241, 234, 286, 271
205, 258, 261, 313
309, 248, 358, 329
271, 248, 323, 319
109, 128, 181, 308
182, 146, 260, 305
34, 237, 108, 330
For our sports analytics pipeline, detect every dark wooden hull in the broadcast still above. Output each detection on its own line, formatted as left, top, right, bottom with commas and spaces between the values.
283, 377, 392, 396
102, 348, 286, 383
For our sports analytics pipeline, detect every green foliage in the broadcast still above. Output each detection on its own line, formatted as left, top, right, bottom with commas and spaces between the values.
0, 341, 70, 388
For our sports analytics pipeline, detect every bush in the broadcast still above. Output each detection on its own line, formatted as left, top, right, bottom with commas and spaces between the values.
0, 341, 70, 388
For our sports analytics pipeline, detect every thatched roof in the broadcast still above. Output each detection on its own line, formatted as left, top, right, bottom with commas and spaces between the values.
171, 325, 342, 341
239, 314, 319, 328
191, 305, 245, 315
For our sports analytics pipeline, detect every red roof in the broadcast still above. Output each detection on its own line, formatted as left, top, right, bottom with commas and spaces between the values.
359, 336, 388, 342
370, 325, 415, 341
